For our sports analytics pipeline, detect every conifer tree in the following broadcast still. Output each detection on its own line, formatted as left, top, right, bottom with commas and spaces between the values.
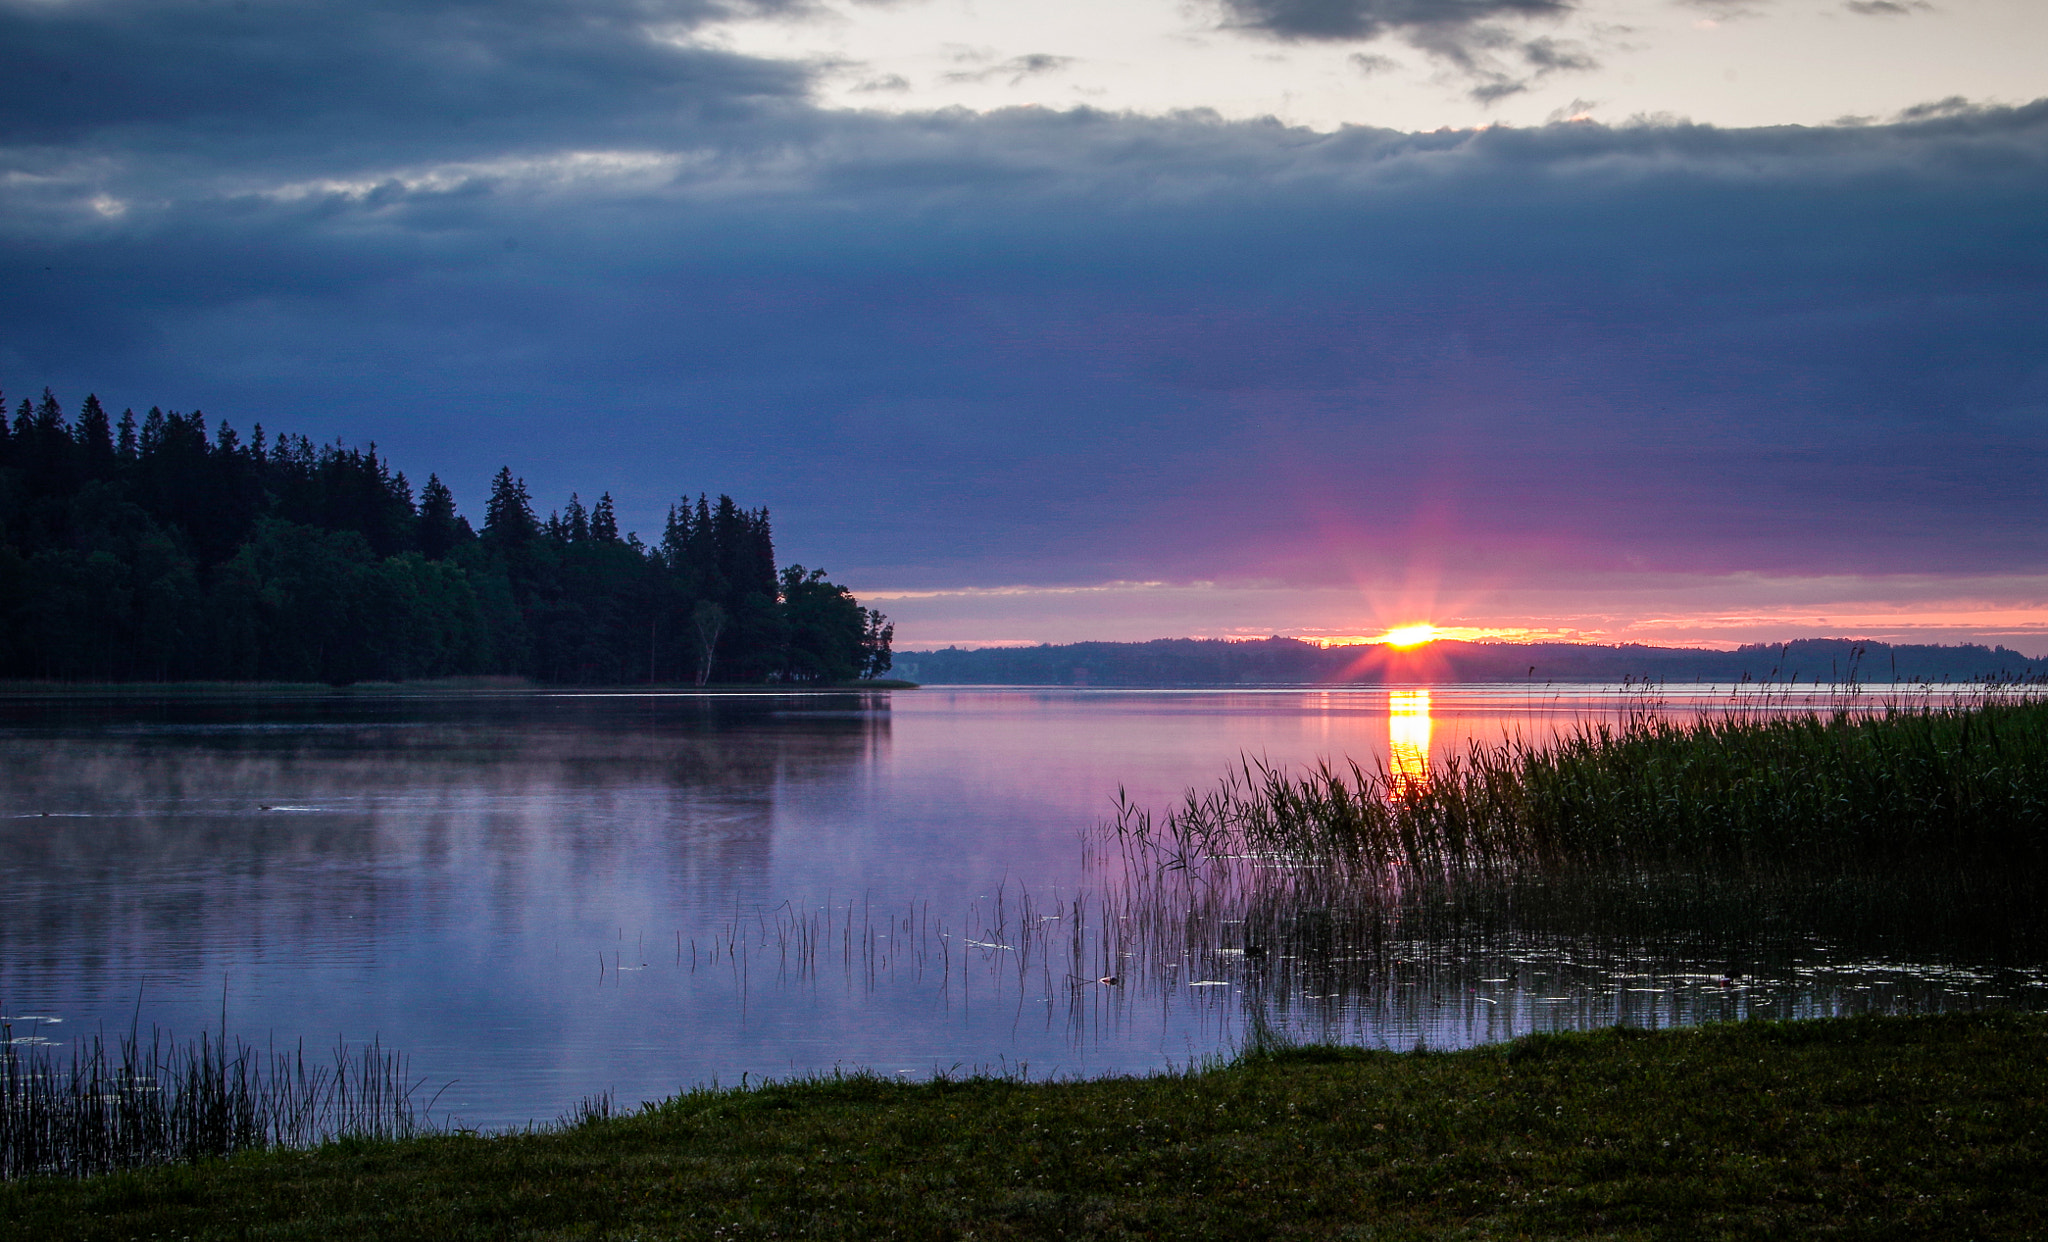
76, 395, 115, 477
17, 390, 76, 497
591, 493, 618, 543
660, 502, 690, 572
34, 389, 62, 437
483, 467, 538, 548
417, 474, 465, 561
692, 494, 716, 587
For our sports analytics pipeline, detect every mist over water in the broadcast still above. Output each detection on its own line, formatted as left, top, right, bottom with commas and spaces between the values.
2, 686, 2039, 1129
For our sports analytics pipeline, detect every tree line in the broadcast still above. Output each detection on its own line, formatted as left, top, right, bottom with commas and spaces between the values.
0, 387, 892, 685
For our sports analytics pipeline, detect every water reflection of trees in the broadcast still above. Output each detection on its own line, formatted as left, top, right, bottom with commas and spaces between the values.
0, 694, 890, 994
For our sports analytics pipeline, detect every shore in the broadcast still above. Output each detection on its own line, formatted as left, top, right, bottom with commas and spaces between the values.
4, 1012, 2042, 1239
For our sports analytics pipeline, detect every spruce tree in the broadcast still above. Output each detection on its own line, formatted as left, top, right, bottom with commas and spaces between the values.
76, 395, 115, 477
660, 502, 690, 572
591, 493, 618, 543
34, 389, 62, 437
483, 467, 538, 548
139, 408, 166, 455
417, 474, 465, 561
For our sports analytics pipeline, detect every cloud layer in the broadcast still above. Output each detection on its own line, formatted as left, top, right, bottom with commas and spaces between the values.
3, 0, 2045, 639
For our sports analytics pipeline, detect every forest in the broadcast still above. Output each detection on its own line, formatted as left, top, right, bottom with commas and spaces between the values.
0, 387, 893, 685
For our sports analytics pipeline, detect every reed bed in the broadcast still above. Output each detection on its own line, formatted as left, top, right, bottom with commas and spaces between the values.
1112, 696, 2048, 883
0, 1024, 439, 1180
1090, 694, 2048, 1042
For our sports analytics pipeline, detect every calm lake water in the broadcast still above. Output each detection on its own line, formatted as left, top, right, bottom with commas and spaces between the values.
3, 685, 2041, 1129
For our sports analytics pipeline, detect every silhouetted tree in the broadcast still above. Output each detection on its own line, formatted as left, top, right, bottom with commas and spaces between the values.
76, 395, 116, 479
482, 468, 538, 550
416, 474, 468, 561
0, 386, 893, 685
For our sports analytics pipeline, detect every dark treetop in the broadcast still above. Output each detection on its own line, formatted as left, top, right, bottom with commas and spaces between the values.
0, 387, 892, 686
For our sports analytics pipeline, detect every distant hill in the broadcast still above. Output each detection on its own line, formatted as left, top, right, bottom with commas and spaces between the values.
893, 637, 2047, 687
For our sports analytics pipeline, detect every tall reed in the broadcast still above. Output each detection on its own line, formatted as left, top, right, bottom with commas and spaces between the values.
1113, 697, 2048, 882
0, 1024, 439, 1180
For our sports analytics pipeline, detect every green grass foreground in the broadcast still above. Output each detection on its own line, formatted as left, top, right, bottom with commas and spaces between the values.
4, 1013, 2043, 1240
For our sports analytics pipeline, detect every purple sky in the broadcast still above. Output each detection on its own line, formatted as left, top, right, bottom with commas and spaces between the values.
3, 0, 2044, 651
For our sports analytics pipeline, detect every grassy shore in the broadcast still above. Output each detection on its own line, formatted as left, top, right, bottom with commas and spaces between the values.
4, 1013, 2042, 1240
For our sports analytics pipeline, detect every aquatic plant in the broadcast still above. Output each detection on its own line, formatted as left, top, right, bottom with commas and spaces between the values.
0, 1024, 440, 1180
1113, 695, 2048, 879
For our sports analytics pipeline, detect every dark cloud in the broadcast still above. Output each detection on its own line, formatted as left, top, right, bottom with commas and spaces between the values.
0, 0, 808, 169
1845, 0, 1931, 14
1, 2, 2044, 595
1217, 0, 1568, 42
1213, 0, 1594, 104
1405, 26, 1597, 103
1896, 95, 1975, 121
1521, 36, 1595, 71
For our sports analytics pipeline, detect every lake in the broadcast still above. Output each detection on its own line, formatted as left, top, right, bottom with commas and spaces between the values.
2, 685, 2041, 1130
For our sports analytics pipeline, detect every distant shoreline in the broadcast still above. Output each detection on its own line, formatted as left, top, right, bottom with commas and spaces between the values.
894, 635, 2047, 688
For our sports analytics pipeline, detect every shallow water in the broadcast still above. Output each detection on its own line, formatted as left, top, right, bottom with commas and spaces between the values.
0, 684, 2038, 1129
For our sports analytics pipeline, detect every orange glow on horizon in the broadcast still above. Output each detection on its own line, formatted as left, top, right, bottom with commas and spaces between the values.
1380, 623, 1441, 649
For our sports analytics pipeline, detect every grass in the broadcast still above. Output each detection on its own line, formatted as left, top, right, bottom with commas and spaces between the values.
0, 1012, 2041, 1239
1114, 697, 2048, 878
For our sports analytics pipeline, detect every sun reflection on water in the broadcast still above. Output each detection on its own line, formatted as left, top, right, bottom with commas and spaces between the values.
1387, 688, 1432, 795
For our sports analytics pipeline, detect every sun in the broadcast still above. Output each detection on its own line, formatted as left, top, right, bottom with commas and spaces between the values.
1380, 623, 1440, 649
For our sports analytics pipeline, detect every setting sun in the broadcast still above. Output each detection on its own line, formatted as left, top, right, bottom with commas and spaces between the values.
1380, 624, 1440, 649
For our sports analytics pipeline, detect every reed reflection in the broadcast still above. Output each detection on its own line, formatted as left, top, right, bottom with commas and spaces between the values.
1386, 688, 1432, 796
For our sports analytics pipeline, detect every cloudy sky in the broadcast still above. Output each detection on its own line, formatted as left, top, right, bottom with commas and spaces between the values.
3, 0, 2044, 651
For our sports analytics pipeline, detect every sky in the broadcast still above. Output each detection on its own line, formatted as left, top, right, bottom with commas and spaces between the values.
2, 0, 2044, 653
